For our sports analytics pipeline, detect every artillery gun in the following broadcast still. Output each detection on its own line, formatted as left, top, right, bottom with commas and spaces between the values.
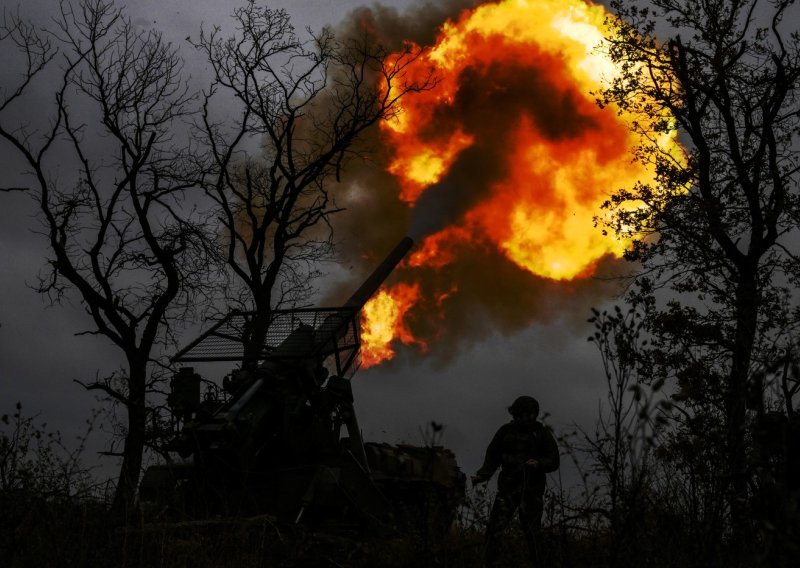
140, 238, 465, 532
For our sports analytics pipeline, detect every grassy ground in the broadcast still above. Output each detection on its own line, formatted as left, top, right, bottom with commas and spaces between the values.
3, 494, 605, 567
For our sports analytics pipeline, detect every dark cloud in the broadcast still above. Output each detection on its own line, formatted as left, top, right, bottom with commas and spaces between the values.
343, 1, 479, 48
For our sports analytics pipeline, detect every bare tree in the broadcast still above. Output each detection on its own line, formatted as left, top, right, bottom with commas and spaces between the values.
599, 0, 800, 551
0, 0, 213, 515
194, 1, 433, 361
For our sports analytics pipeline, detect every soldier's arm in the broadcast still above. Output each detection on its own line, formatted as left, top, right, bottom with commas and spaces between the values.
473, 425, 506, 482
536, 426, 560, 473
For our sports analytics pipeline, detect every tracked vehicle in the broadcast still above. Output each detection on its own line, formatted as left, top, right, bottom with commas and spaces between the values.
140, 238, 465, 532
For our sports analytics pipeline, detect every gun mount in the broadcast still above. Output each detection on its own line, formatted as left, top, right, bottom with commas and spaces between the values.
140, 238, 465, 532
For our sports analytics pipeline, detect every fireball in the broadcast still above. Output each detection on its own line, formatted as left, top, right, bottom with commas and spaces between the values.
360, 283, 424, 367
360, 0, 680, 366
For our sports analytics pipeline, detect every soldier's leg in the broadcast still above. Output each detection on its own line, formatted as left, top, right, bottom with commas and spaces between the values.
519, 490, 544, 567
484, 490, 518, 568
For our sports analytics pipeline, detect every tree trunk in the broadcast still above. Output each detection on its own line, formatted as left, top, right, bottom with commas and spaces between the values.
242, 294, 272, 365
726, 265, 759, 549
111, 361, 147, 519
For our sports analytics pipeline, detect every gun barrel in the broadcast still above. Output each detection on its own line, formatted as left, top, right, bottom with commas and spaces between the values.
171, 237, 414, 366
344, 237, 413, 309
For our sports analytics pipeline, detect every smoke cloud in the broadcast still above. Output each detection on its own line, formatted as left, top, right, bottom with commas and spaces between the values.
330, 0, 630, 364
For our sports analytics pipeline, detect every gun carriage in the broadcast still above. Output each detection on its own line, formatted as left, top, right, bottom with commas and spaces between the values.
140, 238, 465, 531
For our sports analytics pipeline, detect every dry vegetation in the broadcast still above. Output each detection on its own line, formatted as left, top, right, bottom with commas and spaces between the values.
3, 399, 798, 567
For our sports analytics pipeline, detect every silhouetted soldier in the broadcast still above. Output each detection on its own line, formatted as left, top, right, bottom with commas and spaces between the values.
472, 396, 559, 567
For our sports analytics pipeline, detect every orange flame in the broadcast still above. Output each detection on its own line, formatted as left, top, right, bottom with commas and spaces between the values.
360, 0, 680, 366
360, 283, 425, 368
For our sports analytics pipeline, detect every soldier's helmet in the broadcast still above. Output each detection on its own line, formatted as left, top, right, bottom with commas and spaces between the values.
508, 395, 540, 417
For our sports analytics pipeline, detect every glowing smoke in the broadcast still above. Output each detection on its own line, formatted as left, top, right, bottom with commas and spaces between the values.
330, 0, 670, 365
